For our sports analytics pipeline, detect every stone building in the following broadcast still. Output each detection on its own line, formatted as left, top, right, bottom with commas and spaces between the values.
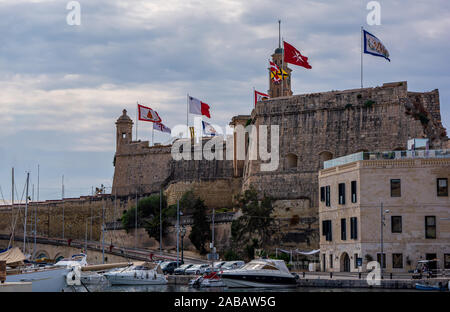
111, 46, 449, 252
318, 150, 450, 272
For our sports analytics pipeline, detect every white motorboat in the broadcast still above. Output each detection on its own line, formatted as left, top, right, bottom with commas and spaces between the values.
55, 253, 88, 268
103, 262, 167, 285
220, 259, 297, 288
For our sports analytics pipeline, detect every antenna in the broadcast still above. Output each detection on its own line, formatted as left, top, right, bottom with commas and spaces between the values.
278, 20, 281, 49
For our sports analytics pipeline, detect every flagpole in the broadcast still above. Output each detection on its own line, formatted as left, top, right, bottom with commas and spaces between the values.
152, 124, 154, 146
361, 26, 363, 88
136, 101, 139, 141
186, 94, 189, 139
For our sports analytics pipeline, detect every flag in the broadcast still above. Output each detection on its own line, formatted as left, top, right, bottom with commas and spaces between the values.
153, 122, 171, 134
269, 61, 282, 82
363, 29, 390, 62
254, 90, 269, 106
202, 121, 217, 136
189, 96, 211, 118
269, 61, 288, 82
138, 104, 162, 123
283, 41, 312, 69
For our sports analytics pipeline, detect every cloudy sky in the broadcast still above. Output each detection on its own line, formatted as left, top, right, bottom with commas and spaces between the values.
0, 0, 449, 201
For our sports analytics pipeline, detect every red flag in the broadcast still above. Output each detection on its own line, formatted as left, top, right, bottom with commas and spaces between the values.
254, 90, 269, 107
189, 96, 211, 118
138, 104, 162, 123
283, 41, 312, 69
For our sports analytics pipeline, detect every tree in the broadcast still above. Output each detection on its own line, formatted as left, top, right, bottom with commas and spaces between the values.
231, 188, 275, 259
121, 193, 167, 232
144, 204, 176, 242
189, 198, 211, 255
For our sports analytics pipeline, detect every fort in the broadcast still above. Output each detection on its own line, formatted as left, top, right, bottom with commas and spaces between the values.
0, 47, 448, 258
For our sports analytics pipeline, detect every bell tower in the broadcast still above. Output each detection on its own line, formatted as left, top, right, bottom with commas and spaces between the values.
115, 109, 133, 153
269, 48, 293, 98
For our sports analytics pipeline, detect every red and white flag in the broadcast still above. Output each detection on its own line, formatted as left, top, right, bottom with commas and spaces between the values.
153, 122, 171, 134
283, 41, 312, 69
269, 61, 282, 82
138, 104, 162, 123
254, 90, 269, 106
188, 96, 211, 118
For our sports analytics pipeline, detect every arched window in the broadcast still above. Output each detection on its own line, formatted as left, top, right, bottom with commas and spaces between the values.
319, 151, 333, 169
286, 153, 298, 169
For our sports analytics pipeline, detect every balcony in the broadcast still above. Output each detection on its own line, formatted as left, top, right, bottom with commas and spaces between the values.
323, 149, 450, 169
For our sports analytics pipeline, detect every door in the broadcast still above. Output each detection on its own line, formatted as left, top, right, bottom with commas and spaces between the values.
341, 253, 351, 272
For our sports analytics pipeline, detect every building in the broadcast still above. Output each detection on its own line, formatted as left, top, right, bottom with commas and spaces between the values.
111, 46, 449, 252
318, 149, 450, 272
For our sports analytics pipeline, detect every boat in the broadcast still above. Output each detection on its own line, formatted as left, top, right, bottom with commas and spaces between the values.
103, 262, 167, 285
55, 253, 88, 268
220, 259, 297, 288
189, 271, 226, 288
1, 246, 71, 292
415, 282, 448, 291
6, 265, 71, 292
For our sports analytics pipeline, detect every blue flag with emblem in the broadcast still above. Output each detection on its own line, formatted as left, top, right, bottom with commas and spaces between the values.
363, 29, 390, 62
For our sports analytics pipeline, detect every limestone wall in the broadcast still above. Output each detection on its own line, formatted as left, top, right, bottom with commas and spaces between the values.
0, 195, 134, 242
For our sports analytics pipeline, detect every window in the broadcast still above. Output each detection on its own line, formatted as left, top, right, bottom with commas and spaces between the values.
341, 219, 347, 240
390, 179, 401, 197
377, 253, 386, 268
392, 254, 403, 269
325, 186, 330, 207
329, 254, 333, 268
338, 183, 346, 205
391, 216, 402, 233
350, 217, 358, 239
351, 181, 357, 203
320, 186, 325, 202
122, 133, 126, 138
322, 220, 332, 241
425, 216, 436, 239
437, 178, 448, 196
445, 254, 450, 269
286, 153, 298, 169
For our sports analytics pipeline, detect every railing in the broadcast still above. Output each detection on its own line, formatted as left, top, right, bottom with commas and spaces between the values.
324, 149, 450, 169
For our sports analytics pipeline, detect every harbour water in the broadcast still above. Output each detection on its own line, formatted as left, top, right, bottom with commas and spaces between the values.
96, 285, 418, 292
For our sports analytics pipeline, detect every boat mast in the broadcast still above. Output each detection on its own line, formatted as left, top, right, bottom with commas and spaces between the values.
23, 172, 30, 254
9, 167, 14, 249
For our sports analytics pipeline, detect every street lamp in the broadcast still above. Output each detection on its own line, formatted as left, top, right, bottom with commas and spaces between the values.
380, 203, 390, 277
180, 225, 187, 264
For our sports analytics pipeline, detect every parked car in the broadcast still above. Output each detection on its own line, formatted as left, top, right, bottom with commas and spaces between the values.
185, 264, 210, 275
220, 261, 245, 271
205, 261, 226, 274
174, 263, 194, 275
160, 261, 179, 274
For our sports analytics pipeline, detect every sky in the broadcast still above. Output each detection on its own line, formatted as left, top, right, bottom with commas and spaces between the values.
0, 0, 449, 202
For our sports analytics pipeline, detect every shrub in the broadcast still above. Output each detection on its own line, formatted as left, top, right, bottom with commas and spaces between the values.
364, 100, 375, 108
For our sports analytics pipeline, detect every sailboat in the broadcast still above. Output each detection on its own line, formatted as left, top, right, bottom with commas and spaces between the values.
2, 170, 71, 292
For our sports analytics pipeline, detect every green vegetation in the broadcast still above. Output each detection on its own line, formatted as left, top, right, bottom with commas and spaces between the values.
345, 103, 353, 109
121, 193, 168, 234
364, 99, 375, 108
416, 112, 430, 125
223, 249, 240, 261
189, 197, 212, 254
144, 204, 176, 242
230, 188, 275, 260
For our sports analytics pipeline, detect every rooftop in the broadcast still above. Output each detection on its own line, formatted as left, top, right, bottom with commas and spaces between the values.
323, 149, 450, 169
